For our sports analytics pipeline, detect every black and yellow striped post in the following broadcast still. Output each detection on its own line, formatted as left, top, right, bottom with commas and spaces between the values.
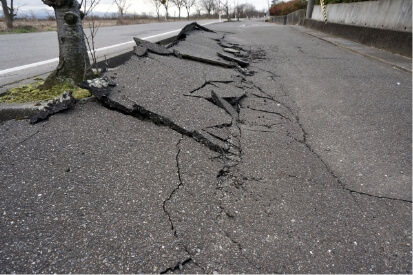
320, 0, 327, 23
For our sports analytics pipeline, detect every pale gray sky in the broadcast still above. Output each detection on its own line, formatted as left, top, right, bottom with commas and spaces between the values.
14, 0, 271, 17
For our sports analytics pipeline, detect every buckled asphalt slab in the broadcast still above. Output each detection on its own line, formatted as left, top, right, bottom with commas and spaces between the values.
1, 22, 411, 122
0, 21, 411, 274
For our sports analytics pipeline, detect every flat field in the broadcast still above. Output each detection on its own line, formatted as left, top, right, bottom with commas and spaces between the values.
0, 18, 184, 33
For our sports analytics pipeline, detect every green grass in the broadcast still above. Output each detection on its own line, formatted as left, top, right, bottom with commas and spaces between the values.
0, 79, 91, 104
0, 25, 38, 34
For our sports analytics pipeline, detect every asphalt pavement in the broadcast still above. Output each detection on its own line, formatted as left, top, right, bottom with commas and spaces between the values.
0, 20, 411, 273
0, 20, 219, 89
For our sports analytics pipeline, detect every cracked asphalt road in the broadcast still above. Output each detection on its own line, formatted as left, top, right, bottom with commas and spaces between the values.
0, 21, 411, 273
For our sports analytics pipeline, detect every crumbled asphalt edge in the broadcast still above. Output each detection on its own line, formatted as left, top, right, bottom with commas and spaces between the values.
29, 91, 75, 124
80, 25, 255, 155
211, 90, 239, 120
174, 51, 237, 68
78, 29, 265, 272
217, 52, 249, 67
176, 22, 215, 41
78, 77, 229, 154
134, 37, 174, 56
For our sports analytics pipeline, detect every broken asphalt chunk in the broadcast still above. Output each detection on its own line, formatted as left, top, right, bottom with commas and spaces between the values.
211, 91, 239, 120
217, 41, 233, 48
199, 130, 230, 151
134, 45, 148, 57
178, 51, 236, 68
133, 37, 173, 56
190, 82, 246, 104
176, 22, 215, 40
79, 75, 230, 153
217, 52, 249, 67
30, 91, 75, 124
79, 77, 134, 114
223, 48, 240, 54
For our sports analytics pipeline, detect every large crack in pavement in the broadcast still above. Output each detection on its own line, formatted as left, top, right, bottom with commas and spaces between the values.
253, 63, 412, 204
82, 25, 409, 273
162, 135, 184, 237
10, 22, 410, 273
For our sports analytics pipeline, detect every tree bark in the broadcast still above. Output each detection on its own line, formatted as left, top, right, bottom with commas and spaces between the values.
1, 0, 14, 30
41, 0, 93, 89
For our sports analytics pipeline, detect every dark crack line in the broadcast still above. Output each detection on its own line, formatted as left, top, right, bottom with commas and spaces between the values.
247, 107, 292, 121
182, 246, 207, 274
251, 83, 297, 118
204, 130, 229, 143
160, 258, 193, 274
286, 131, 305, 143
189, 80, 234, 94
121, 95, 227, 154
256, 67, 281, 78
348, 189, 412, 203
250, 92, 273, 101
162, 135, 184, 237
161, 136, 207, 274
223, 231, 261, 272
188, 79, 211, 94
0, 122, 48, 154
242, 128, 276, 133
293, 113, 411, 203
204, 123, 233, 130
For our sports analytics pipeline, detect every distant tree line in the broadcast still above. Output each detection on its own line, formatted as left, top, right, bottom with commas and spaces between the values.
1, 0, 265, 30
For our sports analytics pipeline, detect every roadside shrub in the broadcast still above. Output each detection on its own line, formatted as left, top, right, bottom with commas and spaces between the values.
314, 0, 375, 4
269, 0, 307, 16
269, 0, 374, 16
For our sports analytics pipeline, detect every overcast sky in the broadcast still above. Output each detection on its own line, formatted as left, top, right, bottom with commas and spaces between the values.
14, 0, 271, 17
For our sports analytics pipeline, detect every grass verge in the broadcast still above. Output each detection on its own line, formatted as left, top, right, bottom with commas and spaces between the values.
0, 79, 91, 104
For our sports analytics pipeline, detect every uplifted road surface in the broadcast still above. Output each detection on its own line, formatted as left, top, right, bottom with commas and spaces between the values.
0, 21, 411, 273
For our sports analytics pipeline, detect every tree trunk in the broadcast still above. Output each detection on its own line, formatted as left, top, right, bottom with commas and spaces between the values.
1, 0, 14, 30
42, 0, 93, 89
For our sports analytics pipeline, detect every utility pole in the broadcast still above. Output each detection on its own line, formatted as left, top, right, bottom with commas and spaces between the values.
306, 0, 314, 18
